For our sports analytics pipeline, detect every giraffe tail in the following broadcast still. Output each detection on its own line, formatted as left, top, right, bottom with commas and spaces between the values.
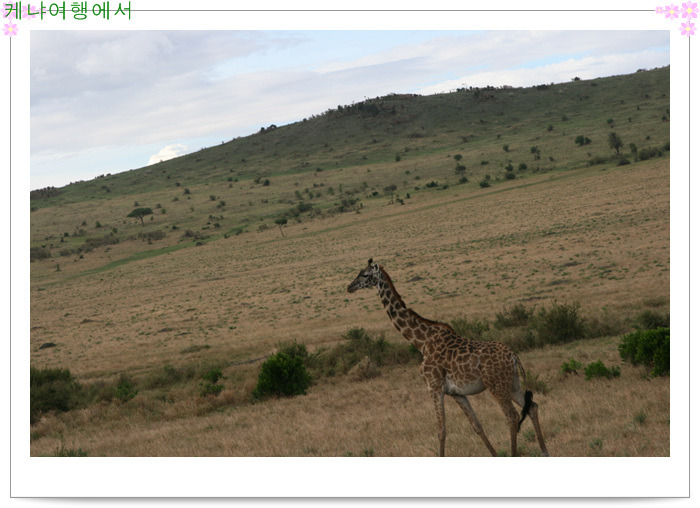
518, 390, 533, 432
514, 355, 532, 432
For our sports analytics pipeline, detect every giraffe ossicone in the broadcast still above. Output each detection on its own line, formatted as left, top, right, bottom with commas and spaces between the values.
347, 258, 550, 457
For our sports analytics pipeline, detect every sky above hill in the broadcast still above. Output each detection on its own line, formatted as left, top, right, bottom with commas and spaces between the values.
30, 30, 670, 190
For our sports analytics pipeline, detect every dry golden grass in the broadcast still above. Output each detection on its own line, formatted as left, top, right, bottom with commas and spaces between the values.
30, 335, 669, 457
29, 158, 670, 456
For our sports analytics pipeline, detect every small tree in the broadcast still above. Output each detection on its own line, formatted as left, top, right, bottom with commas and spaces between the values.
608, 132, 624, 156
127, 207, 153, 225
575, 135, 591, 146
274, 217, 287, 237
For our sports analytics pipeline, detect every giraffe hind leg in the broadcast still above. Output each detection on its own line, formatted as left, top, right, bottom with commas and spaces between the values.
495, 395, 521, 457
512, 390, 550, 457
452, 395, 498, 456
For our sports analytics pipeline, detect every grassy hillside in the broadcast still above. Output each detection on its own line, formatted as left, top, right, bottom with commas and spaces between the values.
29, 67, 670, 457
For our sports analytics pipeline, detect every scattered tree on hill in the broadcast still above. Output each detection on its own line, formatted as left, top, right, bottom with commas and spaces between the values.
127, 207, 153, 225
608, 132, 624, 156
274, 217, 287, 237
575, 135, 592, 146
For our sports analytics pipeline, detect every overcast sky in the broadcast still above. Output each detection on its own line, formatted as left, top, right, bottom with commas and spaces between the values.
30, 30, 670, 190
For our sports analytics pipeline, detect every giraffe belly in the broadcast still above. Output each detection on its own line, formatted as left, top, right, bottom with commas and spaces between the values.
444, 375, 485, 396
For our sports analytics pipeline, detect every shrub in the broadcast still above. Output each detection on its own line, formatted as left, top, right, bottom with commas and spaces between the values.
618, 327, 670, 376
584, 360, 620, 380
479, 180, 491, 188
253, 352, 312, 399
522, 369, 550, 395
504, 172, 516, 180
635, 310, 670, 330
30, 246, 51, 261
53, 443, 89, 457
451, 316, 490, 339
530, 302, 586, 347
560, 358, 583, 376
83, 235, 120, 251
588, 155, 609, 166
494, 303, 533, 329
575, 135, 592, 146
276, 340, 309, 362
518, 162, 528, 171
145, 364, 189, 389
307, 328, 418, 378
30, 367, 84, 424
114, 373, 138, 402
200, 367, 224, 396
138, 230, 166, 242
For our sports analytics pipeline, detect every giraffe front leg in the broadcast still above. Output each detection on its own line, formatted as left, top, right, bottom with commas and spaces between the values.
429, 390, 446, 457
453, 395, 498, 456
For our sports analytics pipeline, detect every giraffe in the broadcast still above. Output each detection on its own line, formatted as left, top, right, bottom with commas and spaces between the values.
347, 258, 550, 457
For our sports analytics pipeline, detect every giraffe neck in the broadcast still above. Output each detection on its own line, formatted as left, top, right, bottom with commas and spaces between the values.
376, 267, 447, 352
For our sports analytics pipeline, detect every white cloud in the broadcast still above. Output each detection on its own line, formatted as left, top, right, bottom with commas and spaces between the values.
147, 144, 189, 166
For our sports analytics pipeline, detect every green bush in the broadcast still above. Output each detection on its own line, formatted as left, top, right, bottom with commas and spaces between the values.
306, 329, 418, 378
451, 316, 490, 339
253, 352, 312, 399
531, 302, 586, 347
114, 373, 138, 402
276, 340, 309, 362
144, 364, 190, 389
30, 367, 84, 424
575, 135, 592, 146
584, 360, 620, 380
587, 155, 609, 166
618, 327, 670, 376
30, 246, 51, 260
635, 310, 669, 330
522, 369, 550, 395
560, 358, 583, 376
494, 303, 533, 329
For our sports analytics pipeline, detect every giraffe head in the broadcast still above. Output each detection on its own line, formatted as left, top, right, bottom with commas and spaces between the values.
347, 258, 382, 293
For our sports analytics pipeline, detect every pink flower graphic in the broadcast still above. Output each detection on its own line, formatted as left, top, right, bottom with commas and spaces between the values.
22, 4, 38, 20
657, 6, 665, 13
666, 4, 680, 18
682, 2, 698, 18
3, 22, 18, 36
679, 21, 697, 34
2, 5, 16, 19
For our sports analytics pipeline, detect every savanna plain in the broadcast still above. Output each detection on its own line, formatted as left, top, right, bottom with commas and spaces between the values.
29, 68, 671, 457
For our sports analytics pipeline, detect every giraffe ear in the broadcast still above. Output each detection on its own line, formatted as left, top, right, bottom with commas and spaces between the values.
368, 258, 374, 266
